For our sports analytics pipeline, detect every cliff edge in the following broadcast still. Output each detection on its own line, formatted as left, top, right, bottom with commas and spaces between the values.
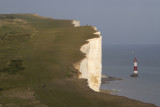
78, 28, 102, 92
0, 14, 157, 107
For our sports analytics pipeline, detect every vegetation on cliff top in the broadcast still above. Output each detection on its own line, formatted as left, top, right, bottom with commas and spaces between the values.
0, 14, 156, 107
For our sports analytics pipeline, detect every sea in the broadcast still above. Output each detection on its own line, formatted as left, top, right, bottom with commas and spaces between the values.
101, 44, 160, 107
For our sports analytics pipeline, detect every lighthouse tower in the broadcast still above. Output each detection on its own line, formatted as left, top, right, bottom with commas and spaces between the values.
134, 58, 138, 74
131, 58, 138, 77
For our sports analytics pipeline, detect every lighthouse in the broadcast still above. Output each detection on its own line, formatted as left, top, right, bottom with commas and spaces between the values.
131, 58, 138, 77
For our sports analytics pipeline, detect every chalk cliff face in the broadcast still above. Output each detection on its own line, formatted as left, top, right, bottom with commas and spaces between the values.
72, 20, 80, 27
78, 27, 102, 92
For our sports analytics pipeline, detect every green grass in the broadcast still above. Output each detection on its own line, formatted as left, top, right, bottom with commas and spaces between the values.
0, 14, 156, 107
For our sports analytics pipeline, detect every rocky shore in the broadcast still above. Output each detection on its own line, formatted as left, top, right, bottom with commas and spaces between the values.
101, 75, 122, 84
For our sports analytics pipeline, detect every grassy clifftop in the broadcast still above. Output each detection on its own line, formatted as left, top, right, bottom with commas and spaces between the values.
0, 14, 156, 107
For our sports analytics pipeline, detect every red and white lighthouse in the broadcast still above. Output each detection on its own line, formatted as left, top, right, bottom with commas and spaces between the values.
134, 58, 138, 74
131, 58, 138, 77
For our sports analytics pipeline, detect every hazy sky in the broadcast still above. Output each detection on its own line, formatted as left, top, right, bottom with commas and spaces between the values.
0, 0, 160, 45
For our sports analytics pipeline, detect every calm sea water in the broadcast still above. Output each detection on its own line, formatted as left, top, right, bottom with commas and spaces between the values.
101, 45, 160, 106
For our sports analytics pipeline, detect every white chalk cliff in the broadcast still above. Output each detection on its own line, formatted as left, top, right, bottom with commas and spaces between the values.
74, 25, 102, 92
72, 20, 80, 27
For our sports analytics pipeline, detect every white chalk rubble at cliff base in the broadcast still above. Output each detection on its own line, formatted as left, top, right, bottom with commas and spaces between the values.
77, 26, 102, 92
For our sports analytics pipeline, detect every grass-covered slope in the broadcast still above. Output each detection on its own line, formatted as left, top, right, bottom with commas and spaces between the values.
0, 14, 156, 107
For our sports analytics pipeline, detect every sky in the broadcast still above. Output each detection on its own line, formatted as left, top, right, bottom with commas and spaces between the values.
0, 0, 160, 45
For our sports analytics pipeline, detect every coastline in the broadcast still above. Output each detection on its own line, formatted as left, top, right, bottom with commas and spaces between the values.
101, 44, 160, 106
74, 24, 157, 106
0, 14, 157, 107
101, 74, 122, 84
74, 28, 157, 106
